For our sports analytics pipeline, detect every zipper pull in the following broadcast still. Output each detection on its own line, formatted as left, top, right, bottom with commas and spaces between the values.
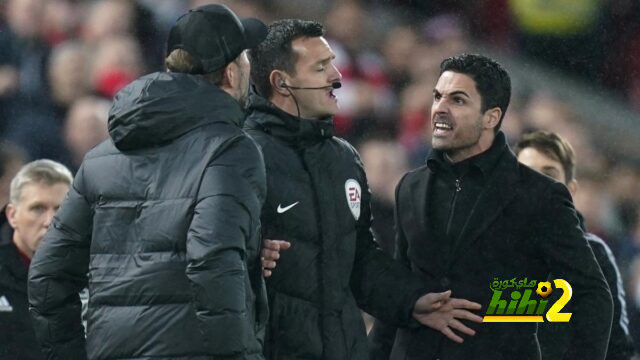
455, 179, 461, 192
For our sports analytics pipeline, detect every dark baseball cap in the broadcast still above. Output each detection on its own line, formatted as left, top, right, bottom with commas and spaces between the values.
166, 4, 267, 74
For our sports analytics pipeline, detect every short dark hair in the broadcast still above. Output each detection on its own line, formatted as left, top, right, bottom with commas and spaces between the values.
514, 131, 576, 183
440, 54, 511, 132
250, 19, 324, 98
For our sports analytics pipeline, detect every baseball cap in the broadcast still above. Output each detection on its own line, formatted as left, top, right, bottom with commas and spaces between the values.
167, 4, 267, 74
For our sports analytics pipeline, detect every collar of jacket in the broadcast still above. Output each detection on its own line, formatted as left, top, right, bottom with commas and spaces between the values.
427, 131, 508, 179
245, 94, 334, 147
108, 72, 245, 151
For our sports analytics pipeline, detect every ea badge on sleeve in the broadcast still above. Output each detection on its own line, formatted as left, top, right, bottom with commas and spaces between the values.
344, 179, 361, 220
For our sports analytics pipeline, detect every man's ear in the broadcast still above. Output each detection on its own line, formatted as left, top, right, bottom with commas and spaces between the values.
484, 107, 502, 130
221, 61, 236, 89
6, 203, 17, 229
270, 70, 289, 96
567, 179, 578, 197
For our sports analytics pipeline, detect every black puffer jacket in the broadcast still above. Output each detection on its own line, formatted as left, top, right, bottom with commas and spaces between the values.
28, 72, 268, 360
244, 95, 427, 360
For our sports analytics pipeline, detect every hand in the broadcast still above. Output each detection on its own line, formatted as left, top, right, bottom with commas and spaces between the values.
261, 239, 291, 277
412, 290, 483, 344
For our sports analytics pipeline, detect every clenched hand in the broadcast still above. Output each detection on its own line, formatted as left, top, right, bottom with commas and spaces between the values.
261, 239, 291, 277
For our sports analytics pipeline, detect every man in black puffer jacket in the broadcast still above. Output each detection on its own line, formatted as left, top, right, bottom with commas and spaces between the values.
246, 20, 484, 360
28, 5, 269, 360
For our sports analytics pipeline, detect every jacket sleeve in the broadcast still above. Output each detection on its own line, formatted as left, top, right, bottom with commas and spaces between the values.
587, 236, 636, 360
186, 135, 266, 358
536, 182, 613, 360
28, 166, 93, 360
349, 160, 428, 328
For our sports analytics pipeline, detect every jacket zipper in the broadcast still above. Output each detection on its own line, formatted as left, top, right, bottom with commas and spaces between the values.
445, 178, 462, 237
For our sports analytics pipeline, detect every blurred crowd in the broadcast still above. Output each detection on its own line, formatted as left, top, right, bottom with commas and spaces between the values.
1, 0, 640, 349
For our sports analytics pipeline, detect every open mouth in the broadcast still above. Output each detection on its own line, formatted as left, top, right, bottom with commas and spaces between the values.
328, 89, 337, 101
433, 120, 453, 135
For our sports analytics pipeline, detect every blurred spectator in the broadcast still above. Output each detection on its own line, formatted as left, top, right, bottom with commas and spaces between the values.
41, 0, 85, 46
6, 0, 44, 40
2, 0, 50, 104
1, 105, 70, 165
380, 24, 419, 94
63, 96, 110, 171
0, 41, 86, 164
0, 64, 19, 135
358, 137, 409, 255
138, 0, 185, 29
128, 1, 166, 71
397, 77, 433, 165
0, 143, 27, 208
0, 60, 19, 101
82, 0, 163, 71
520, 92, 607, 176
48, 41, 90, 111
81, 0, 135, 44
0, 9, 89, 164
89, 35, 144, 98
325, 0, 370, 54
324, 0, 394, 140
418, 13, 469, 72
572, 177, 618, 241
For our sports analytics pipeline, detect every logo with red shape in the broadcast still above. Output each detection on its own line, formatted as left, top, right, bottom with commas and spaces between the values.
345, 179, 361, 220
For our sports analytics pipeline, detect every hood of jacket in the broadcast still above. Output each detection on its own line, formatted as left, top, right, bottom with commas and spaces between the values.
244, 93, 334, 147
108, 72, 244, 151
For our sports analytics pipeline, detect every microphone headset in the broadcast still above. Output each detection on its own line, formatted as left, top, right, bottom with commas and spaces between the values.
279, 82, 342, 90
278, 80, 342, 120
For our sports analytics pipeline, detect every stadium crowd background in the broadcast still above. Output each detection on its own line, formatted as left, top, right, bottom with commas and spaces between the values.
1, 0, 640, 349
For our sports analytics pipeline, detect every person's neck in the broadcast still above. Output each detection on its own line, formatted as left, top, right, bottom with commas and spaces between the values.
12, 235, 33, 260
269, 95, 321, 120
444, 132, 495, 163
220, 85, 240, 103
